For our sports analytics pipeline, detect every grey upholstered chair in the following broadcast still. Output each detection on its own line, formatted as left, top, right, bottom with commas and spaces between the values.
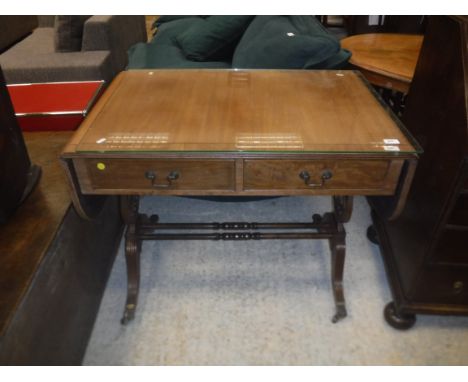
0, 16, 147, 84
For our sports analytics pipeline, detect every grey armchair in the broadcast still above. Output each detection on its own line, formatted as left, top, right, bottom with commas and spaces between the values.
0, 16, 146, 84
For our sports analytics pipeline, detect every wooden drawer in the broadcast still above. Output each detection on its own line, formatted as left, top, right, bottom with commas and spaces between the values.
243, 159, 403, 193
412, 268, 468, 306
78, 159, 236, 192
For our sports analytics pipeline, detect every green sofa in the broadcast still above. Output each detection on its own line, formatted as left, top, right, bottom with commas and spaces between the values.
127, 15, 351, 70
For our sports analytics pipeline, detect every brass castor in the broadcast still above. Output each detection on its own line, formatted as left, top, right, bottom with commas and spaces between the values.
384, 302, 416, 330
121, 305, 136, 325
331, 305, 347, 323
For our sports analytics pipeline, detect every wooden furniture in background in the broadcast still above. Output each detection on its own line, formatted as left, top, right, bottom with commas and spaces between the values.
61, 69, 419, 325
0, 69, 122, 365
0, 130, 122, 365
346, 16, 427, 36
368, 16, 468, 329
145, 15, 158, 40
341, 33, 424, 94
0, 66, 40, 223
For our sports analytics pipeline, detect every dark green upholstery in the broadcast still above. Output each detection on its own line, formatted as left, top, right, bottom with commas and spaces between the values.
153, 15, 199, 28
232, 16, 349, 69
127, 17, 231, 69
127, 42, 231, 69
149, 17, 200, 45
175, 16, 254, 61
304, 49, 351, 69
127, 15, 351, 70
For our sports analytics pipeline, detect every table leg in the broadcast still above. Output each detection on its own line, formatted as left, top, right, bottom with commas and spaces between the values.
120, 195, 142, 325
117, 195, 352, 325
333, 195, 353, 223
329, 219, 347, 323
329, 195, 353, 322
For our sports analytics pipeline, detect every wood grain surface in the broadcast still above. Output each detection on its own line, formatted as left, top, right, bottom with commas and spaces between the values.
341, 34, 423, 92
66, 69, 417, 154
0, 131, 72, 336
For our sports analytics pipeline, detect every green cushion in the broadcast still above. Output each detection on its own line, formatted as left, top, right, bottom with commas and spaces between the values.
175, 16, 254, 61
150, 17, 201, 45
152, 15, 207, 29
233, 33, 339, 69
304, 48, 352, 69
127, 41, 230, 69
233, 16, 346, 69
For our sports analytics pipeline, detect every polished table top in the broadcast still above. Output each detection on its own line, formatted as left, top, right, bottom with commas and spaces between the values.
341, 34, 424, 92
65, 69, 420, 156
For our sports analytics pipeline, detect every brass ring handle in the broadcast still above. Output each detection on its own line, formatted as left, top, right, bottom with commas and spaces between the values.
145, 170, 179, 188
299, 169, 333, 187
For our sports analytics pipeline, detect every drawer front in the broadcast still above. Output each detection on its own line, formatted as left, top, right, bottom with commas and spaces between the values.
243, 159, 402, 192
412, 268, 468, 306
83, 159, 236, 191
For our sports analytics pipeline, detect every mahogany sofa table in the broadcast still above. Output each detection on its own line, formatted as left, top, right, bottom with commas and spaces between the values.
60, 69, 420, 325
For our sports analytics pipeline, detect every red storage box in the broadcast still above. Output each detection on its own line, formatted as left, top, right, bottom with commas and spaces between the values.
7, 80, 105, 131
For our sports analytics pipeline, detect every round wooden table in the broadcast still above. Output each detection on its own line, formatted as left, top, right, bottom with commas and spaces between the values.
341, 33, 424, 93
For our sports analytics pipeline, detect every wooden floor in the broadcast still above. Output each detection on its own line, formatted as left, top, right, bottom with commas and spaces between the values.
0, 130, 122, 365
0, 131, 72, 336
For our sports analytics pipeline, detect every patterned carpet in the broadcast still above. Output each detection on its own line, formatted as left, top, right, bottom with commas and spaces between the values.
83, 196, 468, 365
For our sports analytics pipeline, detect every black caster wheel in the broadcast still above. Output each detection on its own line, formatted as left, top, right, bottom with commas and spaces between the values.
367, 225, 379, 245
384, 302, 416, 330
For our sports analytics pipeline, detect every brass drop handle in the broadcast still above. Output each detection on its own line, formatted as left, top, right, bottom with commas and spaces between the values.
453, 281, 464, 294
145, 170, 179, 188
299, 169, 333, 187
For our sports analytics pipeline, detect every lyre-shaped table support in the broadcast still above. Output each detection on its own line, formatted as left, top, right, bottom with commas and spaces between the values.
119, 195, 352, 325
